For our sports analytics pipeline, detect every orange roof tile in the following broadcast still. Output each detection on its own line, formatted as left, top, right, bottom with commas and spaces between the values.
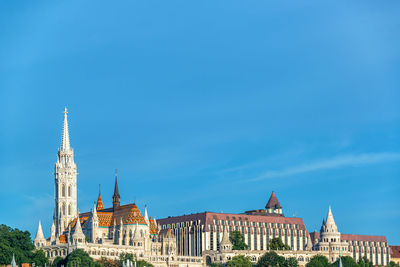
124, 204, 147, 225
98, 212, 113, 227
149, 217, 158, 235
96, 194, 104, 211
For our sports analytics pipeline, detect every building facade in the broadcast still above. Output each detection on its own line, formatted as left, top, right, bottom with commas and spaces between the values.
34, 109, 203, 267
158, 193, 390, 266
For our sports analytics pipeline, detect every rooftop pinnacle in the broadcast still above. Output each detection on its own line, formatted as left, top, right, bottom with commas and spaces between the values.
61, 107, 71, 151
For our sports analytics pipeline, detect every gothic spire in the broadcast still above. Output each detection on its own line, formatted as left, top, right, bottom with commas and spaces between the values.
11, 254, 16, 267
61, 107, 71, 151
144, 205, 149, 223
112, 169, 120, 209
325, 206, 338, 232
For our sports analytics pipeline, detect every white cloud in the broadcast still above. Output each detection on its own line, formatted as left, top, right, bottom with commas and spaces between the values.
245, 152, 400, 182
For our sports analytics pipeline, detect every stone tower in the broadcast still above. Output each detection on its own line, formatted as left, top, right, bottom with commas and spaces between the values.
54, 107, 77, 236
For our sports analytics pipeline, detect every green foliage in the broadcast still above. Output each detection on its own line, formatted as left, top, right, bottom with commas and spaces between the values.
389, 261, 400, 267
119, 252, 135, 263
306, 255, 330, 267
209, 263, 225, 267
269, 238, 291, 250
55, 248, 99, 267
227, 255, 253, 267
257, 251, 285, 267
331, 256, 358, 267
284, 257, 299, 267
0, 224, 49, 265
358, 257, 373, 267
52, 256, 65, 267
31, 249, 49, 266
229, 231, 249, 250
135, 260, 154, 267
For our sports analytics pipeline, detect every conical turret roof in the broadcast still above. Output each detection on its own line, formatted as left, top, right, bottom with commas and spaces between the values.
96, 188, 104, 211
265, 191, 282, 209
325, 206, 338, 232
34, 221, 45, 241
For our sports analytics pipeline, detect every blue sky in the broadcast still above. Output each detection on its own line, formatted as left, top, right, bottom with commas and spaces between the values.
0, 0, 399, 244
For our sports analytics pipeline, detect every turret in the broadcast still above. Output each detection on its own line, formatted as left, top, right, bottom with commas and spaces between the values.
144, 205, 149, 224
219, 226, 232, 252
91, 203, 99, 242
50, 220, 56, 243
72, 215, 86, 244
96, 185, 104, 211
34, 221, 46, 247
265, 191, 283, 215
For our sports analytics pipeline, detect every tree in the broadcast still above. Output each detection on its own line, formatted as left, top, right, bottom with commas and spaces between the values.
0, 224, 48, 265
59, 248, 99, 267
257, 251, 285, 267
135, 260, 154, 267
306, 255, 330, 267
52, 256, 64, 267
229, 231, 248, 250
389, 261, 400, 267
284, 257, 299, 267
358, 257, 372, 267
31, 249, 49, 266
227, 255, 253, 267
331, 256, 357, 267
119, 252, 134, 264
269, 238, 291, 250
96, 257, 119, 267
209, 263, 224, 267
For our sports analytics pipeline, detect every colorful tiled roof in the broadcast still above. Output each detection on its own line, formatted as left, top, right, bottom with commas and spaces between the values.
96, 193, 104, 211
124, 204, 147, 225
149, 217, 158, 235
98, 212, 113, 227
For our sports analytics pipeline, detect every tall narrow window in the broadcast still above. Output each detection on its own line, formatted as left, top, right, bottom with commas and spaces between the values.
62, 185, 65, 197
68, 204, 71, 215
62, 203, 65, 215
68, 186, 71, 197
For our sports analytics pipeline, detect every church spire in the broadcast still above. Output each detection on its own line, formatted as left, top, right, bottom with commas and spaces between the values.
112, 169, 120, 209
96, 185, 104, 211
34, 221, 46, 247
61, 107, 71, 151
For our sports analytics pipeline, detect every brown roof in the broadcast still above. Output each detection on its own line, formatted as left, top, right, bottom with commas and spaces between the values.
309, 232, 388, 243
265, 191, 282, 209
157, 212, 307, 231
149, 217, 158, 235
390, 246, 400, 258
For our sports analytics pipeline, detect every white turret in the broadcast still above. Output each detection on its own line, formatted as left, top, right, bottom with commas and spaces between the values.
11, 254, 16, 267
50, 220, 56, 243
34, 221, 46, 247
144, 205, 149, 224
219, 225, 232, 252
91, 203, 99, 242
72, 216, 85, 244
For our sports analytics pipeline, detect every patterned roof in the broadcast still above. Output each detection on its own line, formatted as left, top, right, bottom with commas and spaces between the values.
149, 217, 158, 235
98, 212, 113, 227
96, 193, 104, 211
124, 204, 147, 225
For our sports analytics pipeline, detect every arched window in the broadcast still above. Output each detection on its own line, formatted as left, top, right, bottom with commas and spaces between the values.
68, 204, 71, 215
62, 203, 66, 215
62, 185, 66, 197
68, 186, 71, 197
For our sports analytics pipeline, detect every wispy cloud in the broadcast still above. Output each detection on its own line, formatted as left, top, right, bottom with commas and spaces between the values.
245, 152, 400, 182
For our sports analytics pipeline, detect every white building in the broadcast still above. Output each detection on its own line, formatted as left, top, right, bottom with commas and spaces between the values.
34, 109, 203, 267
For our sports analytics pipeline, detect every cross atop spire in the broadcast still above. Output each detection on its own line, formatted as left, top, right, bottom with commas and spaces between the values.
61, 107, 71, 151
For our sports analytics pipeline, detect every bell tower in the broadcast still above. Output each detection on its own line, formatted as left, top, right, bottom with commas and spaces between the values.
54, 107, 77, 236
